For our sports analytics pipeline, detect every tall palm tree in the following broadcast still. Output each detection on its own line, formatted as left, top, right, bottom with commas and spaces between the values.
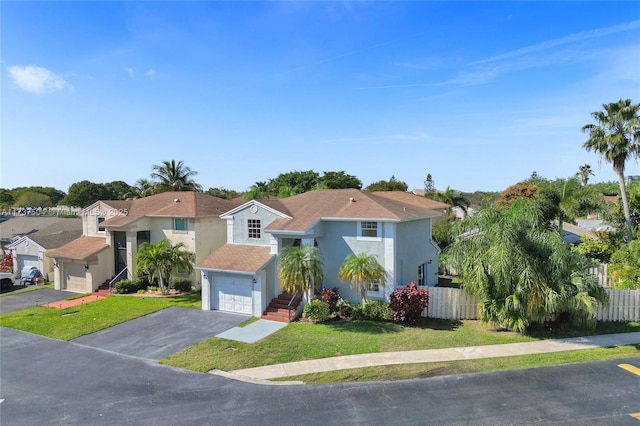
426, 186, 470, 217
582, 99, 640, 242
278, 245, 324, 296
446, 199, 608, 333
578, 164, 594, 186
338, 252, 387, 304
150, 160, 203, 192
126, 178, 156, 199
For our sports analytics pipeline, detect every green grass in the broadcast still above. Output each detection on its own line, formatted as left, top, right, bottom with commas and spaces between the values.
0, 291, 202, 340
161, 318, 640, 375
278, 344, 640, 384
64, 292, 93, 301
0, 283, 54, 297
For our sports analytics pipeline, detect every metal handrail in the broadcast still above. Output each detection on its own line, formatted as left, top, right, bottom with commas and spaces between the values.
287, 290, 302, 322
108, 267, 128, 294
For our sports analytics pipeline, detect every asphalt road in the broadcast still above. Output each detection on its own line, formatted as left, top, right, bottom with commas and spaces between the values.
2, 327, 639, 425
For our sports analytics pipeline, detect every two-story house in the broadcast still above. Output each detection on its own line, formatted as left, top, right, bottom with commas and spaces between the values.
48, 192, 239, 293
196, 189, 448, 317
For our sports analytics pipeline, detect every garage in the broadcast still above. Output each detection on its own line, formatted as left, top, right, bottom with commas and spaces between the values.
213, 275, 253, 315
18, 255, 40, 276
64, 263, 87, 293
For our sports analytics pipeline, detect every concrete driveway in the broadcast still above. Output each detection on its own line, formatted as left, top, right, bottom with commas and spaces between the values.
0, 288, 77, 314
71, 307, 249, 360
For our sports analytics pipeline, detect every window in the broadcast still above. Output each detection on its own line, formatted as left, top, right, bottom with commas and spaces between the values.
368, 279, 381, 292
176, 264, 187, 274
361, 221, 379, 237
97, 217, 105, 233
248, 219, 261, 239
174, 218, 186, 231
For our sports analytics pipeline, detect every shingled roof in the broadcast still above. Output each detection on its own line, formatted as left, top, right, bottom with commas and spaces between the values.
47, 237, 109, 260
97, 191, 240, 228
196, 244, 274, 273
263, 189, 448, 233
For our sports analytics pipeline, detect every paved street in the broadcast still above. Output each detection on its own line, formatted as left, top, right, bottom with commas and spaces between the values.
0, 288, 76, 313
2, 327, 639, 425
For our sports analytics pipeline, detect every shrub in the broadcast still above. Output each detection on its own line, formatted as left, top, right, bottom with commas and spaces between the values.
389, 281, 428, 325
338, 300, 354, 320
0, 253, 13, 273
115, 278, 145, 294
362, 300, 391, 321
319, 287, 340, 311
303, 299, 331, 322
147, 285, 159, 292
137, 289, 146, 294
173, 279, 193, 293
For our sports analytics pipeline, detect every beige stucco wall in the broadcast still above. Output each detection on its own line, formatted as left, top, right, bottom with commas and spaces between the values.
83, 201, 129, 237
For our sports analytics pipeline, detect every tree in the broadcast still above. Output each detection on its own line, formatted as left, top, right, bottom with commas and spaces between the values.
425, 186, 470, 217
206, 187, 241, 200
608, 240, 640, 289
244, 181, 269, 201
319, 171, 362, 189
535, 177, 604, 236
104, 181, 135, 200
135, 239, 195, 295
364, 175, 408, 192
338, 252, 387, 304
424, 174, 435, 193
582, 98, 640, 242
62, 181, 111, 207
266, 170, 321, 197
446, 199, 608, 333
277, 245, 324, 296
578, 164, 594, 186
125, 179, 157, 199
496, 182, 539, 206
150, 160, 203, 192
14, 191, 53, 208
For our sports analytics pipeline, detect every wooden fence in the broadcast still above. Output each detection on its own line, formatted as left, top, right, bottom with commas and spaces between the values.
422, 286, 640, 322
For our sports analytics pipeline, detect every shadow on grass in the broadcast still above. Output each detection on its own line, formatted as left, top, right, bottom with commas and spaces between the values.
318, 317, 464, 334
525, 320, 640, 340
167, 291, 202, 306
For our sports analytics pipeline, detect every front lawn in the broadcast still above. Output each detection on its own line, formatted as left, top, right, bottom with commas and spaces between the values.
161, 318, 640, 374
0, 291, 202, 340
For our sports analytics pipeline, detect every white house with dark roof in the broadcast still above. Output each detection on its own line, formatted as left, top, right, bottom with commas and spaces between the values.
196, 189, 448, 319
48, 192, 240, 293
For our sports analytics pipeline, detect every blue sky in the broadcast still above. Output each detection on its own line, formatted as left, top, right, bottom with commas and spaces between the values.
2, 1, 639, 194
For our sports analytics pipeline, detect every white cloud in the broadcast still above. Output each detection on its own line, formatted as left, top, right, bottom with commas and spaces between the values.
124, 67, 135, 77
7, 65, 72, 94
145, 69, 156, 79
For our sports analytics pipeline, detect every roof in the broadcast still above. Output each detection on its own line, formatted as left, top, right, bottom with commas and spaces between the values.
196, 244, 274, 274
258, 189, 448, 233
0, 216, 82, 244
96, 191, 241, 228
47, 236, 109, 260
7, 230, 83, 250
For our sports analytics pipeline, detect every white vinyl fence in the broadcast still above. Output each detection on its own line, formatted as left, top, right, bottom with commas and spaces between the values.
422, 286, 640, 322
589, 263, 611, 288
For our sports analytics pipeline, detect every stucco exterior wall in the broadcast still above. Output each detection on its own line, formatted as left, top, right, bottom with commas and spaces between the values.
83, 202, 128, 237
231, 206, 280, 245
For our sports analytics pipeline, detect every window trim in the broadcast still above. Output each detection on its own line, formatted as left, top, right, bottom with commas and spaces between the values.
248, 219, 261, 239
357, 221, 382, 241
97, 217, 106, 233
174, 218, 187, 232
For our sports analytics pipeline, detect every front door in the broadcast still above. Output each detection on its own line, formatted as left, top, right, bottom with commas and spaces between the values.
113, 231, 127, 276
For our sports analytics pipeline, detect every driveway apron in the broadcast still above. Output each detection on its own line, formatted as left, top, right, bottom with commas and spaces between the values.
0, 289, 77, 314
70, 307, 249, 361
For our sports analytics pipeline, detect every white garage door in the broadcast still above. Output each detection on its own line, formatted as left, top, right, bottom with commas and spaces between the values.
65, 263, 87, 293
214, 276, 253, 315
18, 255, 39, 276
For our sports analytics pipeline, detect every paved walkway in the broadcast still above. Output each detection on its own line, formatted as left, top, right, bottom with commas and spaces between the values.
221, 332, 640, 381
43, 293, 108, 309
216, 319, 288, 343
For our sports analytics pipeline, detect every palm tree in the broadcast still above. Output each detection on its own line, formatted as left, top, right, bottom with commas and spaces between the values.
135, 239, 195, 295
446, 199, 608, 333
578, 164, 594, 186
278, 245, 324, 296
426, 186, 470, 217
338, 252, 387, 304
582, 99, 640, 242
150, 160, 203, 192
126, 178, 156, 199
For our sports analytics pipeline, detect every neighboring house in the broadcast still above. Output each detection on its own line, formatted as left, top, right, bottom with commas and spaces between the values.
0, 216, 82, 252
196, 189, 448, 317
47, 192, 239, 293
7, 230, 82, 280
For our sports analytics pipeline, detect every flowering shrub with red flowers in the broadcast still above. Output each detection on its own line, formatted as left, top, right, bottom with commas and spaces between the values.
389, 281, 428, 325
0, 253, 13, 273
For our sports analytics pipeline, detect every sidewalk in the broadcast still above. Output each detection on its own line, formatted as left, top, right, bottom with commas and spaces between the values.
220, 332, 640, 382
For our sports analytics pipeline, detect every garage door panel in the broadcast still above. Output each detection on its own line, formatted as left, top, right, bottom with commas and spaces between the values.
18, 255, 39, 276
214, 276, 253, 314
65, 264, 87, 293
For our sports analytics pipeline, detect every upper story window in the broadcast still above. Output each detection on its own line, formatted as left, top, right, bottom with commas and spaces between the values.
174, 218, 187, 231
361, 221, 379, 238
97, 217, 106, 233
248, 219, 261, 239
